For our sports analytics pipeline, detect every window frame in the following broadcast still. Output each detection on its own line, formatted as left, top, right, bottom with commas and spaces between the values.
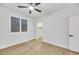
10, 16, 28, 33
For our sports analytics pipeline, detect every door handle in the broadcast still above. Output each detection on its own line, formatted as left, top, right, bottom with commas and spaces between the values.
69, 34, 74, 37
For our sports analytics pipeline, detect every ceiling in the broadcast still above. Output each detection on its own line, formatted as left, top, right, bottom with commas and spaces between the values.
0, 3, 68, 19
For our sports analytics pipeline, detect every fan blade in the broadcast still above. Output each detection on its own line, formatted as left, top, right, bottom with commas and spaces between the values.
29, 10, 32, 14
34, 8, 41, 12
35, 3, 40, 6
30, 3, 33, 5
18, 6, 27, 8
28, 3, 33, 6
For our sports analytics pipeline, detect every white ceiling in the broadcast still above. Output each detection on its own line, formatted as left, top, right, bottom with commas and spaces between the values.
0, 3, 69, 19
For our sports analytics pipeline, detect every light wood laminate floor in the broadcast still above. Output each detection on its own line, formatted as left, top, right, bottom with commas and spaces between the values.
0, 39, 79, 55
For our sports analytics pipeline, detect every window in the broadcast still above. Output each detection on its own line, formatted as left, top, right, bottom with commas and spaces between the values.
11, 16, 27, 32
21, 19, 27, 32
11, 16, 20, 32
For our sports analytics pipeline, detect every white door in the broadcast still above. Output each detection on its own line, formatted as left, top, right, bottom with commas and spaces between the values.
69, 16, 79, 52
36, 22, 43, 39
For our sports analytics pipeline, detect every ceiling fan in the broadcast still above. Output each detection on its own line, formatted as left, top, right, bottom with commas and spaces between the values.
17, 3, 41, 14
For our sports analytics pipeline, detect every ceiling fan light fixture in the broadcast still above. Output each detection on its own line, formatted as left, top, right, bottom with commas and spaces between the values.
18, 3, 41, 14
29, 6, 34, 10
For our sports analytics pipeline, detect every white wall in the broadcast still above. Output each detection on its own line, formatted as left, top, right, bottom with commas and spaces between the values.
0, 7, 36, 49
37, 4, 79, 48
